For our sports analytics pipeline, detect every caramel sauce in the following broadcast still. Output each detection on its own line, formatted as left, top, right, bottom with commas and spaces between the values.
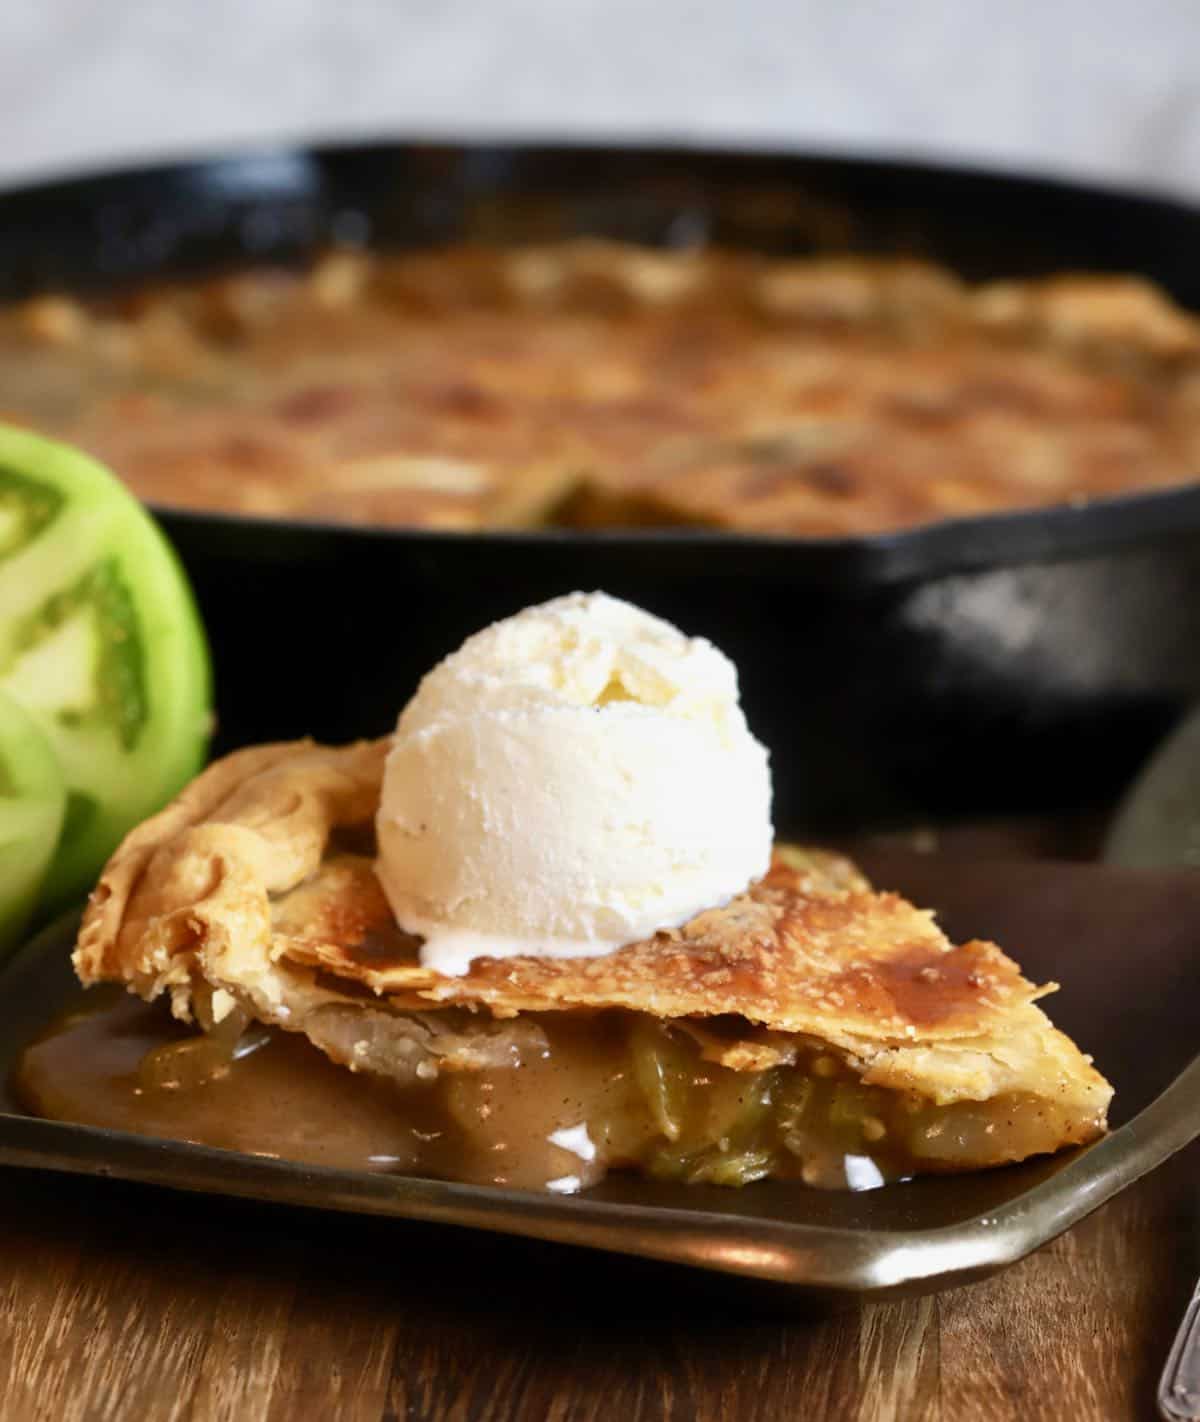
12, 991, 648, 1190
15, 990, 443, 1174
12, 991, 1085, 1193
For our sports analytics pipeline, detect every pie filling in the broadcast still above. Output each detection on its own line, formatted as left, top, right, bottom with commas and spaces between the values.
15, 988, 1091, 1193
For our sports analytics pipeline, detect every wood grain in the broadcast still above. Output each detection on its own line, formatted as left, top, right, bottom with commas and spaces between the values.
0, 1140, 1194, 1422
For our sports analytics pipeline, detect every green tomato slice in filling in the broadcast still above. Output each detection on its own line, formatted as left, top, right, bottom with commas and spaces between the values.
0, 688, 67, 954
0, 425, 212, 914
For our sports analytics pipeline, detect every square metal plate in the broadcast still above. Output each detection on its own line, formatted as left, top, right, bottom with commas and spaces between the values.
2, 852, 1197, 1301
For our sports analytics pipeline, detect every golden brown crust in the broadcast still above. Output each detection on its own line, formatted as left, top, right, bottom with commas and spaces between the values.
75, 738, 1112, 1124
75, 739, 388, 1006
7, 243, 1200, 537
275, 855, 1036, 1041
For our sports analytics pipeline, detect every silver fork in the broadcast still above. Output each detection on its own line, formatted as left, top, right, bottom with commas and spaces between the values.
1160, 1284, 1200, 1422
1105, 705, 1200, 1421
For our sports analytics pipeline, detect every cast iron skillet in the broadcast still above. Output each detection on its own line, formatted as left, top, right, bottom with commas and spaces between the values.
6, 139, 1200, 829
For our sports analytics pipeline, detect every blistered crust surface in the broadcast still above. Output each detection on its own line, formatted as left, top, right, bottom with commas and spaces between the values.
9, 244, 1200, 536
75, 737, 1112, 1125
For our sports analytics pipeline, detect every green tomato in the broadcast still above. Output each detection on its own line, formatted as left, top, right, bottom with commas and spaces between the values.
0, 688, 67, 954
0, 424, 212, 914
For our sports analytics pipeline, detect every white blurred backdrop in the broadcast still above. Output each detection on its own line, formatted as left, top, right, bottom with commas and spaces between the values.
3, 0, 1200, 194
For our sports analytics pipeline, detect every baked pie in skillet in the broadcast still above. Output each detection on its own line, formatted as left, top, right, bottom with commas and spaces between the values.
6, 242, 1200, 537
69, 736, 1112, 1194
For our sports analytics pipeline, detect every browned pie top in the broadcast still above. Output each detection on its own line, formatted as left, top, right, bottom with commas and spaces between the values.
74, 738, 1113, 1114
5, 242, 1200, 536
272, 851, 1038, 1043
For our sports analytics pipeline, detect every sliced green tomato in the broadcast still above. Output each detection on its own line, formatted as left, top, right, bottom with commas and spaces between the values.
0, 424, 212, 913
0, 689, 67, 954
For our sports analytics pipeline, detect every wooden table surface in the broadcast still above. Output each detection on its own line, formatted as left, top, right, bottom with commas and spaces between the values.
1, 819, 1194, 1422
2, 1148, 1195, 1422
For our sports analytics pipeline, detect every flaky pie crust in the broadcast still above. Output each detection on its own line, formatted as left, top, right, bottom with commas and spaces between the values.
12, 244, 1200, 536
75, 739, 1112, 1138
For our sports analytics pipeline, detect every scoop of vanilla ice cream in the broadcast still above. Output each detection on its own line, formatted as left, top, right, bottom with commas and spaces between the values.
375, 591, 773, 975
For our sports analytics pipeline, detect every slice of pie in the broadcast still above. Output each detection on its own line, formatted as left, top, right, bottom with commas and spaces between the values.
74, 738, 1112, 1192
